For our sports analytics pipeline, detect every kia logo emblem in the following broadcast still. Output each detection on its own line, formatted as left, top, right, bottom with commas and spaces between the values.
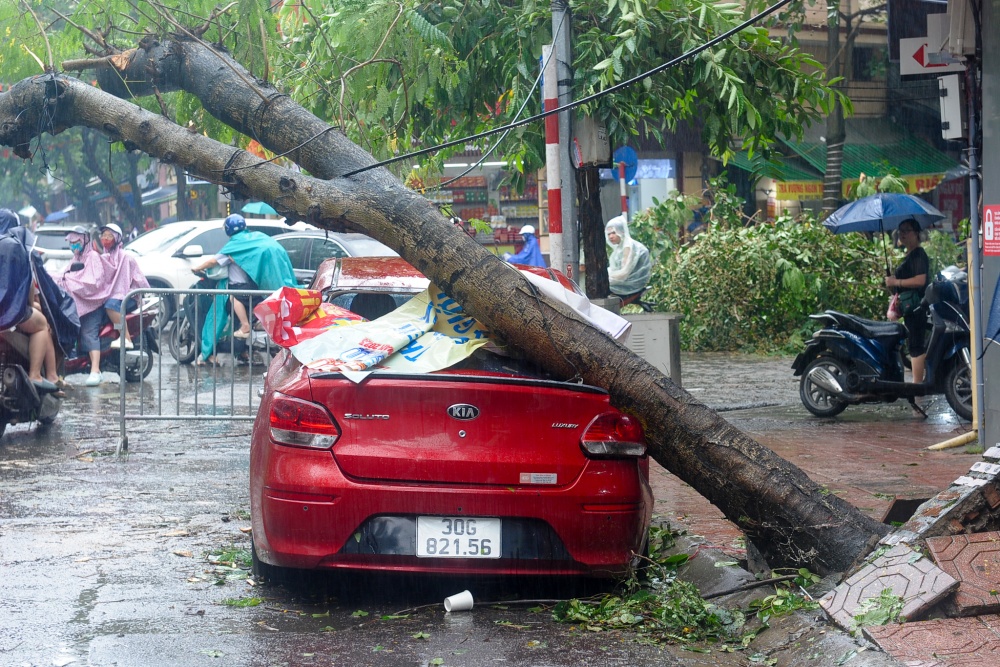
447, 404, 480, 420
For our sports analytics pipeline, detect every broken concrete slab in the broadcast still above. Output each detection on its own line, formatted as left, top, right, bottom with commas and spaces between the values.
820, 544, 959, 631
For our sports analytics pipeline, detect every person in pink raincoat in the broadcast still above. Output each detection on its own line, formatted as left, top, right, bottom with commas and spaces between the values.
59, 223, 148, 386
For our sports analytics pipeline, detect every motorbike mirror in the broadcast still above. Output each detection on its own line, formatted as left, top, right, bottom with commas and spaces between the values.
179, 244, 205, 257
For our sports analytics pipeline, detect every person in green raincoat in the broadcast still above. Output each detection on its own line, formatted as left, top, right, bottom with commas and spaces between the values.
190, 214, 296, 364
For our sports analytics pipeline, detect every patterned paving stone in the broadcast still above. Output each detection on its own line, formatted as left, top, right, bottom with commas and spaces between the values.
865, 615, 1000, 667
820, 544, 959, 630
926, 532, 1000, 615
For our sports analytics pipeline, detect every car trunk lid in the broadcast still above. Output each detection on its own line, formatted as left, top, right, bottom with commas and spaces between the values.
308, 371, 609, 486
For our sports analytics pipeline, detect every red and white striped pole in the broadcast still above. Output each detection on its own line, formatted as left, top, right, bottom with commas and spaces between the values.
618, 161, 629, 221
542, 45, 561, 270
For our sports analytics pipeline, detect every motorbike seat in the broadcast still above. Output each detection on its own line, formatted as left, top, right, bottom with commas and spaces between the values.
823, 310, 906, 341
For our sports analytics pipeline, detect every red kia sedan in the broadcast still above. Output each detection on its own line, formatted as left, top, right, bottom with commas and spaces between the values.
249, 257, 652, 579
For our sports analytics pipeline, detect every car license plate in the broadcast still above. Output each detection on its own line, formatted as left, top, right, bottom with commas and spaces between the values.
416, 517, 501, 558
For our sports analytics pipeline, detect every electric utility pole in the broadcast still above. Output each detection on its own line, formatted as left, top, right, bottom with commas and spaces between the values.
553, 0, 577, 279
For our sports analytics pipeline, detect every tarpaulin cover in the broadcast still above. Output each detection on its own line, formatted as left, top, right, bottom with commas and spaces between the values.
274, 287, 490, 382
255, 268, 631, 382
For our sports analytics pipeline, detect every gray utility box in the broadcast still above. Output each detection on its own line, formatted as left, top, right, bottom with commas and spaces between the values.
621, 312, 682, 386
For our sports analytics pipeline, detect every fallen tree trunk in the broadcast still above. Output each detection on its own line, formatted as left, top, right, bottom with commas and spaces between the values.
2, 54, 888, 574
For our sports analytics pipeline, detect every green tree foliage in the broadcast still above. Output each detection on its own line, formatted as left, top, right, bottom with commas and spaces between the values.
272, 0, 840, 180
0, 1, 266, 211
631, 209, 888, 352
3, 1, 837, 220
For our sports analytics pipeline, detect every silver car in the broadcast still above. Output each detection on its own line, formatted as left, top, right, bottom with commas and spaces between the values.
272, 230, 398, 285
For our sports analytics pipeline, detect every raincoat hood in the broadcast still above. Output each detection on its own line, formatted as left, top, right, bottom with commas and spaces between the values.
606, 215, 651, 296
0, 208, 19, 234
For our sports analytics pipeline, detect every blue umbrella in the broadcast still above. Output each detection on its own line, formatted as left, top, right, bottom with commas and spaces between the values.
823, 193, 945, 276
822, 193, 944, 234
241, 201, 278, 216
45, 210, 70, 223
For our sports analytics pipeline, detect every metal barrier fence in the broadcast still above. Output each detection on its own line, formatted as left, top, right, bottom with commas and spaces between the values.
116, 286, 276, 455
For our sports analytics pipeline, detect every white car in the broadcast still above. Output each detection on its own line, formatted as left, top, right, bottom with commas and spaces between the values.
125, 218, 315, 321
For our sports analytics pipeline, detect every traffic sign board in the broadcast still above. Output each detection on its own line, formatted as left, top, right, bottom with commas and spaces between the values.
900, 37, 966, 76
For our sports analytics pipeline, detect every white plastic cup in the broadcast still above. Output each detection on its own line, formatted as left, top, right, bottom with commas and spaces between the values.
443, 590, 474, 612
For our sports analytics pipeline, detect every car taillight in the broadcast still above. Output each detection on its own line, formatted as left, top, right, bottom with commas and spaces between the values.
580, 412, 646, 458
269, 393, 340, 449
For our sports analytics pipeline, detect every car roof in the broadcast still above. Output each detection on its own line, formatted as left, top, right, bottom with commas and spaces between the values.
273, 230, 398, 256
168, 218, 309, 230
312, 256, 582, 294
34, 223, 98, 233
125, 218, 316, 254
314, 257, 429, 292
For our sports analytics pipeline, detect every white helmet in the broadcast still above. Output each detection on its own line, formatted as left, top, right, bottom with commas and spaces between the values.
519, 224, 535, 235
101, 222, 124, 237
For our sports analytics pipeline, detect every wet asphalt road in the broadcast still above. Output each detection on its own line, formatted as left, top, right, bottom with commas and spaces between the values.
0, 351, 917, 666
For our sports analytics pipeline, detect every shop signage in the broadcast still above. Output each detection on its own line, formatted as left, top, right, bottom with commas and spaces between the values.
775, 181, 823, 201
984, 205, 1000, 257
775, 173, 947, 202
841, 173, 946, 197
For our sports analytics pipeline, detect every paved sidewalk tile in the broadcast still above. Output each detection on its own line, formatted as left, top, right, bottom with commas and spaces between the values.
926, 532, 1000, 615
865, 615, 1000, 667
820, 544, 959, 630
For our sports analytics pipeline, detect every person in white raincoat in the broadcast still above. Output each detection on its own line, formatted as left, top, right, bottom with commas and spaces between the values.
605, 215, 651, 297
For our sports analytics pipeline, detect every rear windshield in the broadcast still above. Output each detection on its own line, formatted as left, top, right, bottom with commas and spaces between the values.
126, 224, 197, 255
33, 232, 71, 250
328, 291, 415, 319
343, 237, 398, 257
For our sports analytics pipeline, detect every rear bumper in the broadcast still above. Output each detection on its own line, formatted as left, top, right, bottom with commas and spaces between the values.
251, 442, 652, 577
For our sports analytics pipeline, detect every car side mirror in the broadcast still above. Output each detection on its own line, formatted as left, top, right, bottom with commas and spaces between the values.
179, 244, 205, 257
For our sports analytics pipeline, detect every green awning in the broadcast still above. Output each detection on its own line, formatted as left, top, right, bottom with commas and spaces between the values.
782, 133, 957, 180
724, 151, 822, 182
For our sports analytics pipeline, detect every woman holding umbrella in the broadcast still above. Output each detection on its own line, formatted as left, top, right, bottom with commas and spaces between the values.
886, 218, 930, 383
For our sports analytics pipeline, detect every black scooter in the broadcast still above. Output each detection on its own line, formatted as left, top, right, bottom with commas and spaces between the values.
0, 331, 60, 440
792, 266, 972, 420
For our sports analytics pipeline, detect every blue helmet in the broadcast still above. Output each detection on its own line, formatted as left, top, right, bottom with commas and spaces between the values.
223, 213, 246, 237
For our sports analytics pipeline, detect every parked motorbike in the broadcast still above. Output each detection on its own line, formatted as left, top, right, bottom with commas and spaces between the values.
792, 266, 972, 421
0, 330, 61, 440
169, 275, 269, 365
62, 296, 160, 383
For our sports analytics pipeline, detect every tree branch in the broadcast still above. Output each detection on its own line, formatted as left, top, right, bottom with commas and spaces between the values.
50, 8, 113, 53
18, 0, 54, 72
337, 2, 407, 131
